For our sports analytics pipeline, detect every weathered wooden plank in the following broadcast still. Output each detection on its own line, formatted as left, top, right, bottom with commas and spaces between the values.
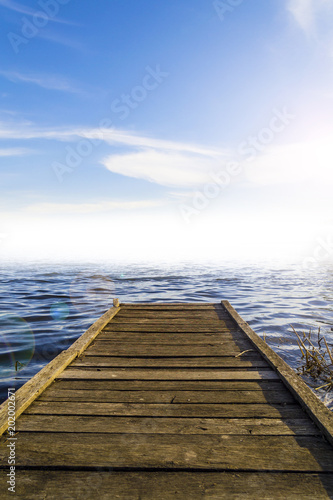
99, 330, 239, 338
222, 300, 333, 447
94, 333, 247, 344
0, 305, 121, 436
72, 356, 270, 368
115, 304, 226, 316
102, 324, 234, 332
2, 433, 333, 471
0, 471, 326, 500
16, 415, 316, 436
24, 401, 303, 418
88, 344, 253, 355
113, 314, 227, 319
50, 379, 286, 392
1, 471, 332, 500
99, 329, 239, 336
87, 343, 254, 356
107, 316, 232, 323
120, 303, 218, 308
38, 388, 295, 404
105, 324, 236, 331
117, 306, 223, 310
110, 319, 230, 325
58, 368, 279, 380
105, 319, 230, 324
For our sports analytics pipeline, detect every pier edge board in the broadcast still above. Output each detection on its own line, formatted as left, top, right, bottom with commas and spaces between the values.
221, 299, 333, 447
0, 304, 120, 436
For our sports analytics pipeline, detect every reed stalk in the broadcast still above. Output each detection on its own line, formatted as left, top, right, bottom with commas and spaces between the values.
292, 325, 333, 391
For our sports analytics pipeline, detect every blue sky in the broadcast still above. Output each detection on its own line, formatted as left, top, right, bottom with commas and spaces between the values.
0, 0, 333, 263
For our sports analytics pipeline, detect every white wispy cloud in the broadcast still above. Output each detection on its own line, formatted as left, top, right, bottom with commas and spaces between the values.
0, 0, 75, 24
287, 0, 315, 33
101, 149, 221, 188
84, 128, 230, 188
90, 129, 229, 188
287, 0, 333, 35
0, 121, 227, 154
0, 121, 77, 140
0, 0, 82, 51
0, 147, 33, 157
96, 129, 224, 157
0, 70, 85, 95
7, 119, 330, 192
0, 121, 230, 187
0, 0, 46, 16
0, 109, 19, 116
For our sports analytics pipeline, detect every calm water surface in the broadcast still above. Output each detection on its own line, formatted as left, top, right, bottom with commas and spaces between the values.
0, 260, 332, 407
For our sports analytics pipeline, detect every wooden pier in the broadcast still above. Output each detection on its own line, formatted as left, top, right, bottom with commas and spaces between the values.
1, 301, 333, 499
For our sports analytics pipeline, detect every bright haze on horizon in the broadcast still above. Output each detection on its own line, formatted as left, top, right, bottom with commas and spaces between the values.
0, 0, 332, 264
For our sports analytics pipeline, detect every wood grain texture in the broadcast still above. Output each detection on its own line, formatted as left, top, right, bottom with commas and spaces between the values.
71, 356, 269, 368
58, 368, 279, 381
112, 312, 230, 319
1, 433, 333, 471
37, 388, 295, 404
87, 343, 254, 356
96, 331, 244, 343
1, 471, 332, 500
102, 325, 234, 332
97, 329, 239, 338
49, 379, 286, 391
119, 303, 218, 308
24, 401, 303, 418
16, 415, 317, 435
109, 319, 230, 325
112, 316, 230, 323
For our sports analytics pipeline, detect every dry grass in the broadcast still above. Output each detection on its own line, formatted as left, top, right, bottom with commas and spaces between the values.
292, 325, 333, 391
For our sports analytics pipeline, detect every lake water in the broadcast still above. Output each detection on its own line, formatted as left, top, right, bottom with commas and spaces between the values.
1, 260, 332, 408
